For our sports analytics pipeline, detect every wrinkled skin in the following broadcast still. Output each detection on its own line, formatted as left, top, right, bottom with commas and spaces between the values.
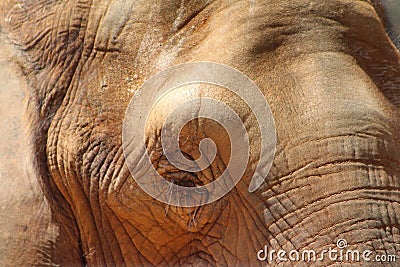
1, 0, 400, 266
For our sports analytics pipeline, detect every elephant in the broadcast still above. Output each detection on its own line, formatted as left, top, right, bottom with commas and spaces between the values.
0, 0, 400, 266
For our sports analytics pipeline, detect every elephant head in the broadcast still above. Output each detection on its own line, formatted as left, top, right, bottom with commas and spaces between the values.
0, 0, 400, 266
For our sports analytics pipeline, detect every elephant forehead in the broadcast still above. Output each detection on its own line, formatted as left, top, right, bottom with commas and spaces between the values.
81, 0, 382, 65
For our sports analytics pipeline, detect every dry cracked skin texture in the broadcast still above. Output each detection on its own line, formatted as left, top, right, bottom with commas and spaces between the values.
0, 0, 400, 266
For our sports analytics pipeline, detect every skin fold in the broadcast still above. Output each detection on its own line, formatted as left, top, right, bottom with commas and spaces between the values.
0, 0, 399, 266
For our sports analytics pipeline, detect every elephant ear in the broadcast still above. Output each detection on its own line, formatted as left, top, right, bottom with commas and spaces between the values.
0, 0, 88, 213
382, 0, 400, 48
0, 1, 84, 265
0, 0, 88, 178
0, 35, 83, 266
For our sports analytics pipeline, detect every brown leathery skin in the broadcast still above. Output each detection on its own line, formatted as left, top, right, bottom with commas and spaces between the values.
0, 0, 399, 266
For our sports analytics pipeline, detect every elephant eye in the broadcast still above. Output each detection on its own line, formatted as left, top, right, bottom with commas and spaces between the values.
381, 0, 400, 48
